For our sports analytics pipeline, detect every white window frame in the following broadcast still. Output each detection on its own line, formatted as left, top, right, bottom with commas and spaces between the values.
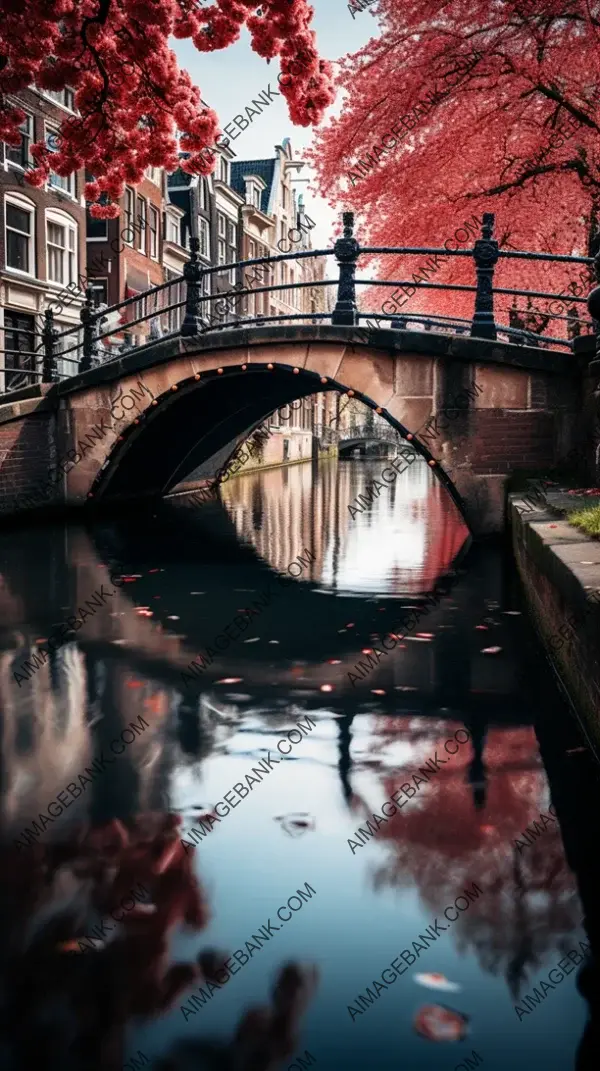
198, 216, 210, 260
199, 178, 208, 211
145, 166, 162, 187
137, 196, 147, 254
219, 157, 228, 184
40, 87, 76, 112
45, 123, 76, 198
5, 112, 33, 172
4, 192, 35, 277
149, 204, 159, 260
46, 208, 78, 287
166, 211, 180, 245
227, 218, 237, 284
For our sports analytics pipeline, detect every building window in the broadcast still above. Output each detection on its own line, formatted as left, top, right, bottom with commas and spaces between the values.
85, 179, 108, 240
3, 311, 37, 391
5, 113, 33, 170
5, 195, 35, 274
90, 278, 108, 305
166, 212, 180, 245
86, 208, 107, 239
45, 126, 75, 196
227, 219, 237, 283
254, 187, 261, 209
145, 166, 162, 186
199, 216, 210, 259
46, 211, 77, 285
138, 197, 147, 253
124, 187, 135, 244
219, 157, 228, 184
41, 88, 75, 111
199, 178, 208, 211
149, 205, 159, 259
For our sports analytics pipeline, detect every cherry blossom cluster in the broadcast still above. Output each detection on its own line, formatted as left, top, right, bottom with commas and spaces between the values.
0, 0, 334, 216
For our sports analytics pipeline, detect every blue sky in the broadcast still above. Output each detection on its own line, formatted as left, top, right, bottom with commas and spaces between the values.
172, 1, 381, 248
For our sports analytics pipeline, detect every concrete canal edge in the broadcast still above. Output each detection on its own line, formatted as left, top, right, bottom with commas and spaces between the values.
509, 496, 600, 751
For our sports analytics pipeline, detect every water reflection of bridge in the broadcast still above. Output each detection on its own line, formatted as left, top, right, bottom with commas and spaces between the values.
0, 507, 538, 845
1, 524, 598, 1068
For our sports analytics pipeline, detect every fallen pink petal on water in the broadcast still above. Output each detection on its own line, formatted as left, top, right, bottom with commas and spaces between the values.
320, 684, 334, 692
481, 646, 502, 654
274, 813, 316, 837
215, 677, 243, 685
414, 973, 461, 993
413, 1004, 469, 1042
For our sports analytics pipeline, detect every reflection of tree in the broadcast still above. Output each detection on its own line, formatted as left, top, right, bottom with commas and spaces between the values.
0, 817, 317, 1070
348, 724, 579, 1000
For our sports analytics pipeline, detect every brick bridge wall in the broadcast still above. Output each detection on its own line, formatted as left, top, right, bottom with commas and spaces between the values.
0, 325, 593, 535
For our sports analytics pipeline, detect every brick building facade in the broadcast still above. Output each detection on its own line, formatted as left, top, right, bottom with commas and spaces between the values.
85, 168, 166, 354
0, 87, 87, 390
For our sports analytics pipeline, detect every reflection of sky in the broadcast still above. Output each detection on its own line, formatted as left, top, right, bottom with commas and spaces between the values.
321, 462, 431, 593
135, 710, 586, 1071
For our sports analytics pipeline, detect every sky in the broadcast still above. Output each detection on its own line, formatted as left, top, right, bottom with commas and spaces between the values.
171, 1, 381, 252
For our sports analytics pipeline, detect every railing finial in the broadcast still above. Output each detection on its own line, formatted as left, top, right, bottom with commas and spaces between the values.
42, 307, 59, 383
332, 211, 360, 326
181, 236, 208, 336
470, 212, 499, 340
80, 287, 99, 373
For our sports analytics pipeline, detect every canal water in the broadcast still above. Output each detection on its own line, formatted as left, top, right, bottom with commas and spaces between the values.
0, 456, 598, 1071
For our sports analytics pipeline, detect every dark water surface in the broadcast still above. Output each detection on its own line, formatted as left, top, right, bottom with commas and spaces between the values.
0, 457, 598, 1071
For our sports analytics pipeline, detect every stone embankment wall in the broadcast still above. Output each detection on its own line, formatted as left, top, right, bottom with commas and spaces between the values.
510, 497, 600, 751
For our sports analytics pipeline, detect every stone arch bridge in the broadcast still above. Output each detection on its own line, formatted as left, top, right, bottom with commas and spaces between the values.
0, 322, 592, 534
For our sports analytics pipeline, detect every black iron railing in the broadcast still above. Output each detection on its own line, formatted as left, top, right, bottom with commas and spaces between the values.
340, 422, 401, 442
1, 211, 599, 395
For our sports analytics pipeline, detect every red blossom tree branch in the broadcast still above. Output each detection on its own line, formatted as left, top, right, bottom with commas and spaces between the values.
0, 0, 334, 216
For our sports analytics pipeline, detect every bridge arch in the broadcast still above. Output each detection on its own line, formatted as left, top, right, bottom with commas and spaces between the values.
86, 357, 468, 523
0, 324, 580, 534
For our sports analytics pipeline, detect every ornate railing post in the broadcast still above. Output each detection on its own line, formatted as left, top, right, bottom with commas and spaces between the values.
42, 307, 59, 383
588, 249, 600, 483
588, 249, 600, 359
181, 237, 207, 336
332, 211, 359, 326
470, 212, 499, 340
79, 287, 98, 373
